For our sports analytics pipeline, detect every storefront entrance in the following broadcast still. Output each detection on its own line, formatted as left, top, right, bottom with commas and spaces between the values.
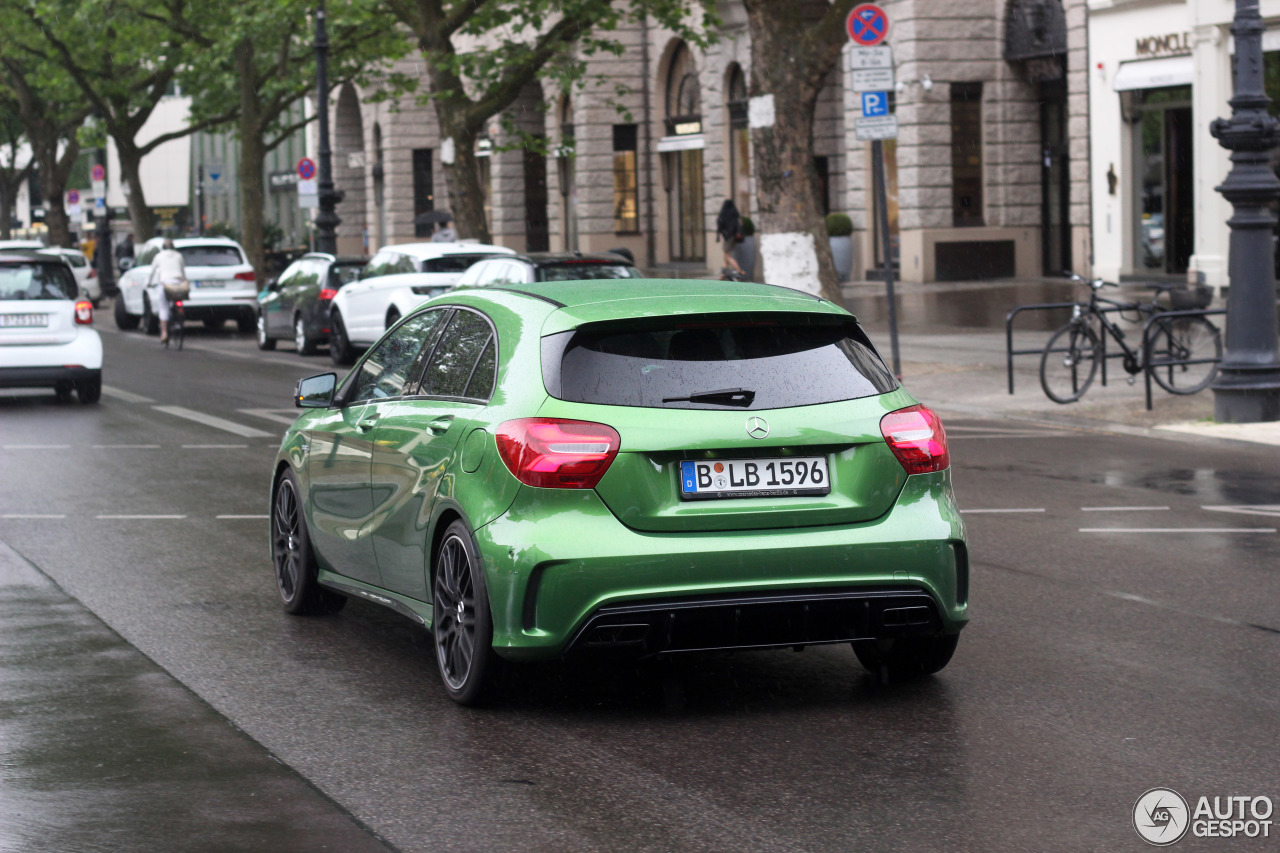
1132, 86, 1193, 276
1040, 80, 1071, 275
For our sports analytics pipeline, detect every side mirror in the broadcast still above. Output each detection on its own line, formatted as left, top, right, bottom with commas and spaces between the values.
118, 258, 134, 272
295, 373, 337, 408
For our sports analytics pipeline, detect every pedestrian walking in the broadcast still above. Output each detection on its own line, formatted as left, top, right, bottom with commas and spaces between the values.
716, 199, 745, 277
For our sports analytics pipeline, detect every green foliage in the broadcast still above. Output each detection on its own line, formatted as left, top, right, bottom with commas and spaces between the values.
204, 221, 241, 242
261, 221, 284, 251
825, 212, 853, 237
741, 216, 755, 237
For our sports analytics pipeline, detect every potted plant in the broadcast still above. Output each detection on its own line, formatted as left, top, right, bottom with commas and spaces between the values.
733, 216, 757, 280
826, 213, 854, 282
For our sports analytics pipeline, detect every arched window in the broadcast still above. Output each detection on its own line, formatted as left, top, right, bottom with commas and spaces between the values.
665, 43, 702, 135
661, 42, 705, 261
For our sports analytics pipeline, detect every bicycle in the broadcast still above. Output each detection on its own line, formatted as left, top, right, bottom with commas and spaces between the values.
1039, 273, 1222, 403
165, 298, 185, 351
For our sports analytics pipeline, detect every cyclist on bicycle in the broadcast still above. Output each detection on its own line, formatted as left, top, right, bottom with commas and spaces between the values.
146, 238, 187, 344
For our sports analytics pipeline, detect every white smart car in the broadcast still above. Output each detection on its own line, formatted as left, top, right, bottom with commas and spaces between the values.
0, 250, 102, 403
114, 237, 257, 334
327, 241, 514, 364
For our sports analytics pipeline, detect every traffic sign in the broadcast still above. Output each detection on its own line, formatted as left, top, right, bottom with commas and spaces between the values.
852, 68, 895, 93
90, 164, 105, 182
850, 45, 892, 70
861, 92, 889, 117
297, 157, 317, 180
92, 179, 106, 198
66, 189, 80, 205
855, 115, 899, 141
847, 4, 889, 47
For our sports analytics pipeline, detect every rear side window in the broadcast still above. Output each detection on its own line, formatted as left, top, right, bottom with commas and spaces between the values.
419, 310, 495, 399
547, 315, 896, 409
536, 263, 637, 282
329, 262, 364, 288
180, 246, 245, 266
64, 253, 87, 268
0, 263, 78, 300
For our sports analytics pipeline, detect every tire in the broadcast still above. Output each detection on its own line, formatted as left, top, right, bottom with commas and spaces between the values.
330, 311, 355, 366
1039, 321, 1100, 404
54, 381, 74, 402
295, 314, 317, 356
113, 294, 140, 330
203, 318, 226, 330
256, 313, 276, 350
272, 470, 347, 616
140, 293, 159, 336
77, 375, 102, 404
853, 634, 959, 683
385, 308, 401, 331
433, 520, 506, 705
1147, 315, 1222, 395
236, 313, 255, 334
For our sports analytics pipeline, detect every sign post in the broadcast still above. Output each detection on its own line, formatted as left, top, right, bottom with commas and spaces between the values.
848, 3, 900, 377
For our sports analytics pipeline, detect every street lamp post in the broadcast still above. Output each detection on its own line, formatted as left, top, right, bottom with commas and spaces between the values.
94, 147, 115, 297
313, 0, 342, 254
1209, 0, 1280, 422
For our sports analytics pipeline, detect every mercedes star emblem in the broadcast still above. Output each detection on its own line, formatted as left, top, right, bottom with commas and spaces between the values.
746, 416, 770, 440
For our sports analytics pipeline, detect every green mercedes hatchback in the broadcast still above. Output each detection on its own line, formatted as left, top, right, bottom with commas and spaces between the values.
272, 279, 967, 704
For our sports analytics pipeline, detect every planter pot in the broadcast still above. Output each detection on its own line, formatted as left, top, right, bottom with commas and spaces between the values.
829, 235, 854, 282
733, 236, 757, 280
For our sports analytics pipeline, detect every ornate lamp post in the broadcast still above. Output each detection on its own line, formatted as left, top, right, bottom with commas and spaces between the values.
313, 0, 342, 254
1209, 0, 1280, 422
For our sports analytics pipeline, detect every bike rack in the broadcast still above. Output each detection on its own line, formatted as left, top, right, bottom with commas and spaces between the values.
1141, 307, 1227, 410
1005, 302, 1131, 394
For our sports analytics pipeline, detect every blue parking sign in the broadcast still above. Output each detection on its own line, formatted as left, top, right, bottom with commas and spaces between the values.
861, 91, 888, 117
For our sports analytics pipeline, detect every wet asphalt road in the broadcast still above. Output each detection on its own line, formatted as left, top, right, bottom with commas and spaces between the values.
1, 318, 1278, 852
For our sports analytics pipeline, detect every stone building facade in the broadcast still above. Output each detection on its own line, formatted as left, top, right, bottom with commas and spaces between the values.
321, 0, 1089, 284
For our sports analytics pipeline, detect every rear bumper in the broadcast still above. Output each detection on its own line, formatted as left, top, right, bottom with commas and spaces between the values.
0, 365, 100, 388
475, 470, 968, 660
181, 300, 256, 322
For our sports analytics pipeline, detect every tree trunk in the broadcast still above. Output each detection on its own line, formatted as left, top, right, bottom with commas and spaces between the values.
33, 135, 79, 247
434, 112, 491, 243
115, 141, 154, 240
235, 38, 267, 276
743, 0, 844, 303
0, 181, 17, 239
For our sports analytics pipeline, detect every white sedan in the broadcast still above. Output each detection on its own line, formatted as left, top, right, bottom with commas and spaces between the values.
327, 241, 514, 364
41, 247, 99, 305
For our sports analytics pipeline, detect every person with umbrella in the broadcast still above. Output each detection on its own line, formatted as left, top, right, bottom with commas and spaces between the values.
414, 210, 456, 242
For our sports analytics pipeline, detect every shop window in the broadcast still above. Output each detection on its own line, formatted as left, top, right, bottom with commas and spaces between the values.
950, 83, 984, 227
613, 125, 639, 233
412, 148, 434, 238
727, 64, 751, 216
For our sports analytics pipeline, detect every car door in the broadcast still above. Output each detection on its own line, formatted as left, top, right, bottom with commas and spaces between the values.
262, 261, 300, 336
121, 244, 159, 313
369, 308, 498, 601
281, 259, 322, 329
347, 252, 415, 342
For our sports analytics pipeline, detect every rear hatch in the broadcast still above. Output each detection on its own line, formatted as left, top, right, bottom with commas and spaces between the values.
536, 312, 911, 533
181, 244, 255, 303
0, 261, 81, 346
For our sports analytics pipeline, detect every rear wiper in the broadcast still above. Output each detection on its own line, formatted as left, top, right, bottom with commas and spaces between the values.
662, 387, 755, 407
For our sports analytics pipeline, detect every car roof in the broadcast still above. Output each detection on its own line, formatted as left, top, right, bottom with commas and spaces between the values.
298, 253, 367, 264
376, 242, 516, 259
0, 249, 64, 263
40, 247, 86, 256
144, 236, 244, 248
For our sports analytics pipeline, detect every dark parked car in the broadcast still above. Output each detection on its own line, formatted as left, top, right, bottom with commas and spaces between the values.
256, 253, 366, 354
452, 251, 640, 289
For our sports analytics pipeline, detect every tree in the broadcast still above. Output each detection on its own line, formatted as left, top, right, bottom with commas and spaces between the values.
0, 98, 35, 239
742, 0, 856, 302
15, 0, 236, 240
383, 0, 708, 243
165, 0, 409, 277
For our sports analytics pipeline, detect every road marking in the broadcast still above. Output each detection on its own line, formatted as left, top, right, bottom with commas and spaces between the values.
101, 385, 154, 404
182, 444, 249, 449
1080, 527, 1276, 534
217, 514, 268, 519
2, 444, 71, 450
948, 433, 1075, 440
153, 405, 273, 438
1203, 505, 1280, 519
92, 444, 161, 449
238, 408, 300, 425
97, 514, 187, 520
960, 508, 1046, 514
1080, 506, 1170, 512
1, 514, 66, 519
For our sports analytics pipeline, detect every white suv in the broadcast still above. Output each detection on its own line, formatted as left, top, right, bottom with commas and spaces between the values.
114, 237, 257, 333
327, 241, 514, 364
0, 250, 102, 403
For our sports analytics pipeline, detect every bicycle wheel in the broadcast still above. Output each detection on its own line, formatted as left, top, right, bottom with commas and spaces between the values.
1147, 315, 1221, 394
1040, 321, 1101, 403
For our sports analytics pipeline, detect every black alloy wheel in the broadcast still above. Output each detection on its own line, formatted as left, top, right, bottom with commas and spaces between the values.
272, 470, 346, 616
433, 520, 505, 705
256, 313, 276, 350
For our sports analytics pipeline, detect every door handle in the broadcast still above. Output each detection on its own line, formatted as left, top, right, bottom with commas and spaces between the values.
356, 414, 380, 432
427, 415, 454, 435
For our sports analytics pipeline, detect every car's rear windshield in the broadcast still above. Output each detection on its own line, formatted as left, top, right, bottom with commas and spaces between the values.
0, 262, 78, 300
544, 314, 897, 409
537, 263, 638, 282
422, 255, 501, 274
180, 246, 244, 266
330, 262, 365, 288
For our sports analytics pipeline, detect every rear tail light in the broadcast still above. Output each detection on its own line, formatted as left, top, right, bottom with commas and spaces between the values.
880, 405, 949, 474
234, 271, 256, 282
318, 287, 338, 301
73, 299, 94, 325
496, 418, 620, 489
87, 268, 97, 279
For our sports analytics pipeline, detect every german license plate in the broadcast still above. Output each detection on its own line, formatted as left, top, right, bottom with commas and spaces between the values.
194, 280, 224, 288
0, 313, 48, 327
679, 456, 831, 500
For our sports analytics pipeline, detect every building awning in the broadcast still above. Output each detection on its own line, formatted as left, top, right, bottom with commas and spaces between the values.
656, 134, 705, 153
1113, 56, 1194, 92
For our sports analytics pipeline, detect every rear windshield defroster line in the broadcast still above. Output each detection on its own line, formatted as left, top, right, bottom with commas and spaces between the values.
541, 313, 897, 409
